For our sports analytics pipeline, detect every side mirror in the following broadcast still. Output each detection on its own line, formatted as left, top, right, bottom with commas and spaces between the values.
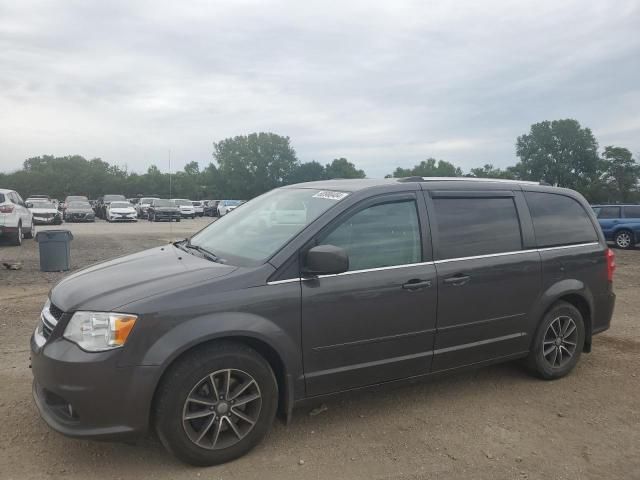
26, 202, 33, 208
303, 244, 349, 276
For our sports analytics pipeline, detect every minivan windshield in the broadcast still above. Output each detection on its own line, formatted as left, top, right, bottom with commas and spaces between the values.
189, 188, 349, 266
153, 199, 174, 207
173, 199, 191, 206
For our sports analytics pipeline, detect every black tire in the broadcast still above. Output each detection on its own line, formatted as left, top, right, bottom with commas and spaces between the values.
10, 222, 22, 246
154, 342, 278, 466
614, 229, 634, 250
176, 217, 181, 222
527, 301, 585, 380
24, 223, 35, 239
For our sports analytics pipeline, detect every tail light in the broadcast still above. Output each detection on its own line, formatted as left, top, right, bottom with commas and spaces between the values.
0, 204, 15, 214
606, 248, 616, 282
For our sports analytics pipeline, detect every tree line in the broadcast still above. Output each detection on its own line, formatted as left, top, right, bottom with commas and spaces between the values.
0, 119, 637, 203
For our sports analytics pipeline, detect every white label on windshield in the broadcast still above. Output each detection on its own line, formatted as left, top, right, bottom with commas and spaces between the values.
313, 191, 349, 201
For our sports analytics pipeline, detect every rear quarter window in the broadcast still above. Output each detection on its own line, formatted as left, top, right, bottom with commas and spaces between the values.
623, 206, 640, 218
525, 192, 598, 247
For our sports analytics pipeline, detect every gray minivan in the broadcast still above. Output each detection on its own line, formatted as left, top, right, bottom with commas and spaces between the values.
31, 178, 616, 465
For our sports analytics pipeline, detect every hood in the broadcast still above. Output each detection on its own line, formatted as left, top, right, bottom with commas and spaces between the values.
110, 207, 136, 213
31, 207, 59, 214
67, 207, 93, 213
178, 205, 195, 210
50, 245, 238, 312
154, 206, 179, 211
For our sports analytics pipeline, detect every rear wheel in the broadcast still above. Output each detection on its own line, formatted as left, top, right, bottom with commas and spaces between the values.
24, 222, 35, 239
615, 230, 634, 249
154, 342, 278, 466
527, 301, 585, 380
10, 222, 23, 246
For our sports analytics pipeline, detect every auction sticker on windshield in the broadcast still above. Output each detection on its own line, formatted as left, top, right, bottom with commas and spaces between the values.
312, 191, 349, 201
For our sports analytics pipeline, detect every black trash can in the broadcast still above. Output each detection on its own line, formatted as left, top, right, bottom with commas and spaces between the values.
35, 230, 74, 272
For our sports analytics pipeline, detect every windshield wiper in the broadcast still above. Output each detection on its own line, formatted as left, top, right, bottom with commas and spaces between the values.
185, 242, 222, 263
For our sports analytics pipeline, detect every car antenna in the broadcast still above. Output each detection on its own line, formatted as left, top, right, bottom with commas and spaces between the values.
168, 148, 173, 243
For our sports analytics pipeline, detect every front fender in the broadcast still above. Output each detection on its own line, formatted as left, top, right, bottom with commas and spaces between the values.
139, 312, 300, 374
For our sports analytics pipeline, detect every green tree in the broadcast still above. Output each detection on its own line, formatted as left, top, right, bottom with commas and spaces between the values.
391, 158, 462, 178
213, 132, 298, 198
601, 146, 639, 202
514, 119, 601, 190
469, 164, 515, 179
287, 161, 326, 184
324, 158, 366, 179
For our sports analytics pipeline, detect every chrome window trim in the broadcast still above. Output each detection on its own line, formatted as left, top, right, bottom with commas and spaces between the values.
266, 242, 601, 284
537, 242, 599, 252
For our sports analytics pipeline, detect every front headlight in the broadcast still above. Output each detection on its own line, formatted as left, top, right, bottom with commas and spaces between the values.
63, 312, 137, 352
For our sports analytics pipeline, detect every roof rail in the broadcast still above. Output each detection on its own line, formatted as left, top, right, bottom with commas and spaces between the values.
397, 176, 545, 185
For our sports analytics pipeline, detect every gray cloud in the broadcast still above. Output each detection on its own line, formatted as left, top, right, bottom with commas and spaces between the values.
1, 0, 639, 177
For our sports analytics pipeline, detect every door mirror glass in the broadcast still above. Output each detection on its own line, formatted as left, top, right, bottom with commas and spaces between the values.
26, 202, 33, 208
303, 245, 349, 276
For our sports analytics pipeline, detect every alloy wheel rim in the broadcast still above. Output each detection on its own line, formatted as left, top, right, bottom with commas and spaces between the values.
616, 232, 631, 248
182, 369, 262, 450
543, 315, 578, 368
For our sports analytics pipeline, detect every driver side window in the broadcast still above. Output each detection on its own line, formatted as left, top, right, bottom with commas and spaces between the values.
319, 199, 422, 272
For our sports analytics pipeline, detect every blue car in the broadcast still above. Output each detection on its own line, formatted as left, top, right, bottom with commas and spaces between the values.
592, 204, 640, 249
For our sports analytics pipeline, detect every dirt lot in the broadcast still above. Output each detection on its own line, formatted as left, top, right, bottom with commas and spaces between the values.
1, 219, 639, 480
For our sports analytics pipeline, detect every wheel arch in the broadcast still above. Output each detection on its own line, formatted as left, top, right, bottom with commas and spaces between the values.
533, 280, 594, 353
145, 318, 300, 430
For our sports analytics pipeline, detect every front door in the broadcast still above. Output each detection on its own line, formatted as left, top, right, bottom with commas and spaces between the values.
426, 191, 542, 372
301, 193, 437, 396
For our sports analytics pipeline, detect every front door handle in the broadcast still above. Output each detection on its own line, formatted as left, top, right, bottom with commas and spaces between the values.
443, 274, 471, 286
402, 279, 432, 290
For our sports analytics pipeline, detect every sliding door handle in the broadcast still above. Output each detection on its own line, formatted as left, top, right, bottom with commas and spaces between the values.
443, 275, 471, 286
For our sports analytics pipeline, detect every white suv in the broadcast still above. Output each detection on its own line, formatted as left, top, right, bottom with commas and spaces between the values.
0, 188, 35, 245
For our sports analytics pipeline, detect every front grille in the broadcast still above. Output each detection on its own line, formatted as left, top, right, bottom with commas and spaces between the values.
41, 303, 64, 340
49, 303, 64, 321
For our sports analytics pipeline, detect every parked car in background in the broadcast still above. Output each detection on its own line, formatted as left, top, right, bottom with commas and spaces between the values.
147, 198, 181, 222
171, 199, 196, 219
64, 201, 95, 222
136, 197, 160, 219
0, 188, 35, 245
217, 199, 244, 216
30, 178, 616, 466
62, 195, 89, 212
191, 201, 204, 217
97, 194, 127, 219
203, 200, 220, 217
28, 201, 63, 225
26, 195, 50, 205
592, 204, 640, 249
106, 201, 137, 222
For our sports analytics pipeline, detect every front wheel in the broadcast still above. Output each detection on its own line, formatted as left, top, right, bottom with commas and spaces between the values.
154, 342, 278, 466
615, 230, 634, 249
527, 301, 585, 380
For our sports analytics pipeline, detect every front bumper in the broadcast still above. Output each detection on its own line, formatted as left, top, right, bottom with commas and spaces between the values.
109, 216, 137, 222
33, 216, 61, 225
30, 333, 159, 441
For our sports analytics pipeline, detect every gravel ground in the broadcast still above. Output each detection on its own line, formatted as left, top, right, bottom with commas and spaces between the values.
0, 219, 639, 480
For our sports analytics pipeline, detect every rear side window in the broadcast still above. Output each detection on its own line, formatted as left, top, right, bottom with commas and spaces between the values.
319, 200, 422, 271
596, 206, 621, 219
0, 193, 4, 203
624, 206, 640, 218
525, 192, 598, 247
432, 197, 522, 259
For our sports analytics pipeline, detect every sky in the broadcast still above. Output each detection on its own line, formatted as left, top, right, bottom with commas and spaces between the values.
1, 0, 639, 178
